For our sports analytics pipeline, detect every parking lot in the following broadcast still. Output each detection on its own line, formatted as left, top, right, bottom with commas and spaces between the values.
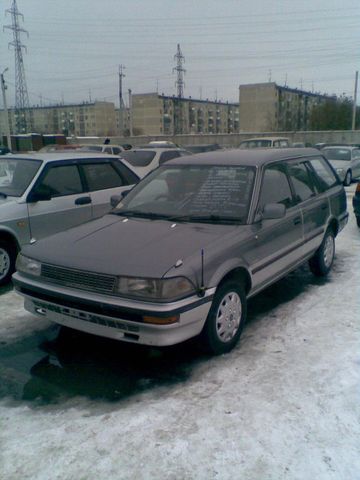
0, 185, 359, 480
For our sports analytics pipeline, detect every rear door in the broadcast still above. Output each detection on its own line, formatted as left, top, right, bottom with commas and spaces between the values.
247, 163, 303, 290
286, 158, 329, 257
27, 162, 92, 241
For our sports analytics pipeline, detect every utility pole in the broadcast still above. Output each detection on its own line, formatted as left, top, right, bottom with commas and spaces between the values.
118, 65, 126, 135
4, 0, 32, 133
352, 71, 358, 130
128, 88, 133, 137
1, 68, 12, 149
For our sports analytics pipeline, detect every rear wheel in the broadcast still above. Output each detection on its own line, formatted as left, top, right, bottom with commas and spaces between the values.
0, 240, 16, 286
200, 280, 247, 355
308, 229, 335, 277
344, 170, 352, 186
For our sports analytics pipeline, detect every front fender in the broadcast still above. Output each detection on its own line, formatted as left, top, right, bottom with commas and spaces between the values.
207, 257, 252, 291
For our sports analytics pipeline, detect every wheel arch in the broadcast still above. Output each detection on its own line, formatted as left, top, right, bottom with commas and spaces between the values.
327, 217, 339, 237
211, 265, 252, 296
0, 229, 21, 252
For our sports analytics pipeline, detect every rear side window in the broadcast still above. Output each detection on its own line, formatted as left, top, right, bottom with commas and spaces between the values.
258, 164, 294, 208
287, 162, 317, 203
159, 151, 180, 165
121, 151, 156, 167
81, 163, 124, 190
308, 157, 338, 191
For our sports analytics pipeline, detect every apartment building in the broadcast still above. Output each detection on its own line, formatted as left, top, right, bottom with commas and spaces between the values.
239, 82, 332, 132
131, 93, 239, 136
0, 101, 117, 138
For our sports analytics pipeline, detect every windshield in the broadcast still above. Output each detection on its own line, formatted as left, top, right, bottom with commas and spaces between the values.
114, 164, 256, 224
79, 146, 102, 152
0, 158, 42, 197
322, 148, 351, 161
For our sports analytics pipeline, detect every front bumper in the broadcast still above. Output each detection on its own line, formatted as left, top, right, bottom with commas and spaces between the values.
13, 272, 214, 347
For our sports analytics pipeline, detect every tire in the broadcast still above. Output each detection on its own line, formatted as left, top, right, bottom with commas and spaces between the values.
0, 240, 16, 286
344, 170, 352, 186
308, 228, 335, 277
200, 280, 247, 355
357, 216, 360, 228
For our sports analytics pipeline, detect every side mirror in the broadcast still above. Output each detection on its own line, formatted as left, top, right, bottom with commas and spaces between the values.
261, 203, 286, 220
110, 190, 130, 208
27, 188, 52, 203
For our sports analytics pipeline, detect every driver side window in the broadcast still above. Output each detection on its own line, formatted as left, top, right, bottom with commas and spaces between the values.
37, 165, 83, 197
258, 164, 294, 209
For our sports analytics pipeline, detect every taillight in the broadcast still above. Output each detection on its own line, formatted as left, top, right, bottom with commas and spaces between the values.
356, 183, 360, 194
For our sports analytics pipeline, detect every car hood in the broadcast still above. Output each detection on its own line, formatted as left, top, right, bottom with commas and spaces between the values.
22, 214, 241, 279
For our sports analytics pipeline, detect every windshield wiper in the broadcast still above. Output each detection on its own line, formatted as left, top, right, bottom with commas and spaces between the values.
112, 210, 169, 220
167, 214, 243, 224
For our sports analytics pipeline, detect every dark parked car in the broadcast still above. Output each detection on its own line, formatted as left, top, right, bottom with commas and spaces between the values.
0, 146, 11, 155
352, 182, 360, 227
13, 148, 348, 354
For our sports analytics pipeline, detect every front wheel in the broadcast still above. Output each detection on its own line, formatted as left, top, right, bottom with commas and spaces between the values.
308, 229, 335, 277
344, 170, 352, 186
0, 240, 16, 286
200, 280, 247, 355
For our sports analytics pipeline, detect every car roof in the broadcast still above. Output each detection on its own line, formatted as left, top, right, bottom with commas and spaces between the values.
7, 152, 126, 164
166, 147, 321, 167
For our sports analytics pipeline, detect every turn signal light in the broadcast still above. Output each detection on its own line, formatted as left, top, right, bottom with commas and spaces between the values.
142, 315, 179, 325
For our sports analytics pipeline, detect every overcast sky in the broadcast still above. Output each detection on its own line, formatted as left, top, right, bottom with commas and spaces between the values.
1, 0, 359, 108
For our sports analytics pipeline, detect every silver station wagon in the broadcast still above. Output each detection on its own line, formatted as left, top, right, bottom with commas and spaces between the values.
13, 148, 348, 354
0, 153, 139, 285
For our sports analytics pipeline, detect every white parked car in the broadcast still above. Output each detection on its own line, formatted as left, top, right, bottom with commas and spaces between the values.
120, 147, 192, 177
78, 144, 124, 155
0, 152, 139, 285
322, 146, 360, 186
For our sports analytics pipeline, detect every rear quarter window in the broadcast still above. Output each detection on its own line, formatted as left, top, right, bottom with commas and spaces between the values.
308, 157, 339, 191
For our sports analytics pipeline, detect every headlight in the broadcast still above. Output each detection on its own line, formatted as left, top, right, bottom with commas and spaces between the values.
16, 254, 41, 277
116, 276, 195, 301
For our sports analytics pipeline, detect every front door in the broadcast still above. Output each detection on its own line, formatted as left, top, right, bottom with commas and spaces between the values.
28, 163, 92, 242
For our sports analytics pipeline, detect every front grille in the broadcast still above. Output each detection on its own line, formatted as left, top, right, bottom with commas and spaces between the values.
41, 264, 116, 294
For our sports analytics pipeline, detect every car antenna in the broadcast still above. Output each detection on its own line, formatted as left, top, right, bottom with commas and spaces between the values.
198, 248, 206, 298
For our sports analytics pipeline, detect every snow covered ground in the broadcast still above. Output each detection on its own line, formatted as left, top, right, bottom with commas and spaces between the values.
0, 186, 359, 480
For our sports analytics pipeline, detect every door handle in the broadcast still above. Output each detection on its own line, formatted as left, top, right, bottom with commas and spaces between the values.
293, 217, 301, 225
75, 196, 92, 205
